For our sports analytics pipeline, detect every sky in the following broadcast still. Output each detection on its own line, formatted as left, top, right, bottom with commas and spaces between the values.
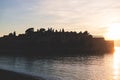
1, 0, 120, 38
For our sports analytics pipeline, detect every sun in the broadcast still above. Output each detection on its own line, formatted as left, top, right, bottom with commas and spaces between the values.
105, 23, 120, 40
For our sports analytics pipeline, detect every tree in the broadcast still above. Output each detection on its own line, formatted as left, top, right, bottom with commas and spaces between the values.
25, 28, 34, 34
83, 31, 89, 35
40, 28, 45, 32
13, 31, 16, 36
62, 29, 64, 32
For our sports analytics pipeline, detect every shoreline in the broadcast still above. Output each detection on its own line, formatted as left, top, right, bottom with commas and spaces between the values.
0, 69, 44, 80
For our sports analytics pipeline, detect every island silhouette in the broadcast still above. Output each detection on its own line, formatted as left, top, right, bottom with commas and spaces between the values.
0, 28, 114, 56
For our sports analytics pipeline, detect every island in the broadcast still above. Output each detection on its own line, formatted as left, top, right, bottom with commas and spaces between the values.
0, 28, 114, 56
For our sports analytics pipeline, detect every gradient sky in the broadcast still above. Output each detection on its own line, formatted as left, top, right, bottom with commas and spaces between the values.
1, 0, 120, 37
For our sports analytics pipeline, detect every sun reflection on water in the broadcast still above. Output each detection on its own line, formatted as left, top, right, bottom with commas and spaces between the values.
113, 47, 120, 80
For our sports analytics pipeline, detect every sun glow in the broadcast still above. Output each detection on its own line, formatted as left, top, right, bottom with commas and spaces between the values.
105, 24, 120, 40
113, 47, 120, 69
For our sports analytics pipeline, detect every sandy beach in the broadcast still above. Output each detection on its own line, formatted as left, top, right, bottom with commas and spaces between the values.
0, 69, 44, 80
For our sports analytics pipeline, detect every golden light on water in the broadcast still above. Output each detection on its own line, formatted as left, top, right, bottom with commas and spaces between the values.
105, 24, 120, 40
113, 47, 120, 80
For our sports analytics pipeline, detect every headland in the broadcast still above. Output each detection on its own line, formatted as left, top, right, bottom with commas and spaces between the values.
0, 28, 114, 56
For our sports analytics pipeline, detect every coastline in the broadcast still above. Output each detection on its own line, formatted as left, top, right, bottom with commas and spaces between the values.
0, 69, 44, 80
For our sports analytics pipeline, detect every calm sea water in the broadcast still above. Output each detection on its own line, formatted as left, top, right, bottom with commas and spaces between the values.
0, 47, 119, 80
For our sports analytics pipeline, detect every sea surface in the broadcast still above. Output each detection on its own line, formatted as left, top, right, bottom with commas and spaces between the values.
0, 47, 119, 80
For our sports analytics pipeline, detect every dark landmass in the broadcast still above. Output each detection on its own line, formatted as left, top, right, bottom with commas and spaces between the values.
0, 28, 114, 56
0, 69, 43, 80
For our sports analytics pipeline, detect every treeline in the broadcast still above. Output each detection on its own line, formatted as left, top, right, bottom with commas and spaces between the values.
1, 27, 93, 40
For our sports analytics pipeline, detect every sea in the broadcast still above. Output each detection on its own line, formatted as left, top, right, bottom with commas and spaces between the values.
0, 47, 119, 80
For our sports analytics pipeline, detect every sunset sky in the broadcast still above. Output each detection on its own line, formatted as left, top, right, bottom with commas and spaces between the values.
0, 0, 120, 40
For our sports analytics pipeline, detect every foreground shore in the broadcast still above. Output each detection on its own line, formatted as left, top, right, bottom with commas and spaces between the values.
0, 69, 44, 80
